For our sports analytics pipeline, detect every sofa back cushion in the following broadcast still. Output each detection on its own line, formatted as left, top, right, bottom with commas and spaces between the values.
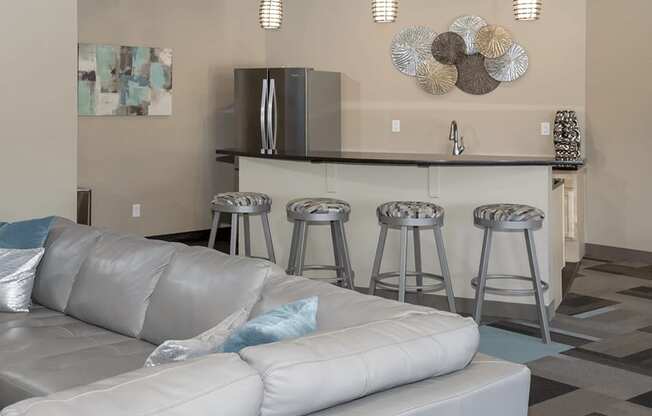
32, 218, 101, 312
66, 233, 176, 338
240, 312, 479, 416
140, 246, 277, 345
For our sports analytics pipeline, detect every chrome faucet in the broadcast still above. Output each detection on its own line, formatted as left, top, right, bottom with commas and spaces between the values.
449, 120, 465, 156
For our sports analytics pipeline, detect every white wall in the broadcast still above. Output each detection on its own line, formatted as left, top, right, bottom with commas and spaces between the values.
0, 0, 78, 221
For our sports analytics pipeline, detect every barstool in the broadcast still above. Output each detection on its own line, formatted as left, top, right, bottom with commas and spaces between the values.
471, 203, 551, 344
286, 198, 354, 289
369, 201, 456, 312
208, 192, 276, 262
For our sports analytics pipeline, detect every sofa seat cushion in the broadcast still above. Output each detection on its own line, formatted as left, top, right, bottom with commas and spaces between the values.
251, 275, 440, 331
240, 311, 479, 416
140, 246, 277, 345
1, 354, 263, 416
0, 306, 154, 408
66, 233, 176, 338
309, 354, 530, 416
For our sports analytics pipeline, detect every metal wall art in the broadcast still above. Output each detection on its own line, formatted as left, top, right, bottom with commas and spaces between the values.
390, 17, 529, 96
416, 59, 458, 95
391, 26, 438, 76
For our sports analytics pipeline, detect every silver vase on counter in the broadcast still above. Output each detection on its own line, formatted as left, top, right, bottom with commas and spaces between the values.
553, 110, 582, 162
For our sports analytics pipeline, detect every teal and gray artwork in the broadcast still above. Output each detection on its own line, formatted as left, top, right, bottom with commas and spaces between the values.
78, 43, 173, 116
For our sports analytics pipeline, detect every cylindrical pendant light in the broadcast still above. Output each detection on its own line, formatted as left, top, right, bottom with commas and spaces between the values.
260, 0, 283, 30
513, 0, 542, 21
372, 0, 398, 23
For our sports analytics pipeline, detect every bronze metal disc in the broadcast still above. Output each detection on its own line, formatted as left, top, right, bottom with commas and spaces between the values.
455, 54, 501, 95
416, 58, 458, 95
475, 25, 514, 59
431, 32, 467, 65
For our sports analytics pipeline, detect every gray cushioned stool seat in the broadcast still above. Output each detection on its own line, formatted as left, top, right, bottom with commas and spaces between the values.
287, 198, 351, 217
377, 201, 444, 220
212, 192, 271, 209
473, 204, 544, 223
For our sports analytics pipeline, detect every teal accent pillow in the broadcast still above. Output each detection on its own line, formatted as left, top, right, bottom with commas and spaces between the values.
0, 217, 55, 249
220, 297, 318, 353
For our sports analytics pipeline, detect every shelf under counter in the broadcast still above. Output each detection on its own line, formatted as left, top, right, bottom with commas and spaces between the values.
216, 148, 584, 168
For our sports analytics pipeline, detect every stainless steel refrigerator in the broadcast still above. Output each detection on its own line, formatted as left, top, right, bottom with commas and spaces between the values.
234, 68, 341, 155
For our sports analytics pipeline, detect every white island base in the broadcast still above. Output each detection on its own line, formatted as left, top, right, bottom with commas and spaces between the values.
238, 157, 564, 319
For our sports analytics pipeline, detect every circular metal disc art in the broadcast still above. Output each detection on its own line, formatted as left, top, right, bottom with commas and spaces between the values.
416, 58, 458, 95
485, 43, 529, 82
391, 26, 438, 77
475, 25, 514, 59
449, 15, 487, 55
456, 54, 501, 95
431, 32, 467, 65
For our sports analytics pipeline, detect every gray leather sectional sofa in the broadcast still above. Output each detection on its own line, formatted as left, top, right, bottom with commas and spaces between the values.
0, 218, 530, 415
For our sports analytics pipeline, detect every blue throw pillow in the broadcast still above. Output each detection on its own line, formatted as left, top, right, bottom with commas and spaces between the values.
0, 217, 55, 249
220, 297, 318, 353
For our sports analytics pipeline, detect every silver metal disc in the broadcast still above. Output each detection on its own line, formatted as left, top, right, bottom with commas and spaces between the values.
391, 26, 438, 77
416, 58, 459, 95
449, 15, 487, 55
485, 43, 529, 82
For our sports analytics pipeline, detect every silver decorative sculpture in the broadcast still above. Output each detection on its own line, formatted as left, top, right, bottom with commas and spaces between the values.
553, 111, 582, 162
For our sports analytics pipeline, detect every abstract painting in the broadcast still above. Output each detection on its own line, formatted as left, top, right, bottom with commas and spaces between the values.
78, 43, 173, 116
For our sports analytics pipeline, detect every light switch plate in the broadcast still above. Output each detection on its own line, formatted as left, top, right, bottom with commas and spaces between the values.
541, 122, 551, 136
392, 120, 401, 133
132, 204, 141, 218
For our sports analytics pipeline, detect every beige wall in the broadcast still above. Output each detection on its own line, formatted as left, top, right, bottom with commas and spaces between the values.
266, 0, 586, 155
586, 0, 652, 252
0, 1, 77, 222
78, 0, 266, 236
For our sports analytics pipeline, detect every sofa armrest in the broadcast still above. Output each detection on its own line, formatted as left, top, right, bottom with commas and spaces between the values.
1, 354, 263, 416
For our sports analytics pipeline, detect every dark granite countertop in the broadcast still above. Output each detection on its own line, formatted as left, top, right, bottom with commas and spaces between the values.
216, 148, 585, 168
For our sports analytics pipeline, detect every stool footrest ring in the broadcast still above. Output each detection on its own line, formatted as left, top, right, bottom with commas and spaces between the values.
372, 271, 447, 294
471, 274, 549, 297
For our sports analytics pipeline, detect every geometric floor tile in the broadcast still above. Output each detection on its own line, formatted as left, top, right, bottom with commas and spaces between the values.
558, 293, 621, 316
628, 390, 652, 408
587, 264, 652, 280
582, 332, 652, 358
602, 401, 652, 415
528, 354, 652, 400
640, 326, 652, 334
489, 320, 593, 347
478, 326, 573, 364
528, 389, 621, 416
619, 286, 652, 301
529, 375, 578, 406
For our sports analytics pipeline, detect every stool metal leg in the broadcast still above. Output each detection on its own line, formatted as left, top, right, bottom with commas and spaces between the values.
473, 228, 493, 323
286, 222, 300, 274
243, 215, 252, 257
294, 221, 309, 276
229, 214, 239, 256
261, 213, 276, 263
330, 222, 344, 287
398, 226, 409, 303
434, 227, 457, 313
336, 221, 355, 290
413, 227, 424, 305
369, 224, 389, 296
525, 229, 552, 344
208, 211, 221, 249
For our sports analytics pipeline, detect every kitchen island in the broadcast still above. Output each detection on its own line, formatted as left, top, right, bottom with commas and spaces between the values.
217, 149, 583, 320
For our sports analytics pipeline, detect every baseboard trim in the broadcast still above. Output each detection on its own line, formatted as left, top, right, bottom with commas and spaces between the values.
357, 288, 556, 322
586, 243, 652, 263
147, 228, 230, 244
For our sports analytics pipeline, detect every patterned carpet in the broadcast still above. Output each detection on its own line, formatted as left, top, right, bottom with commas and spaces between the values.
487, 257, 652, 415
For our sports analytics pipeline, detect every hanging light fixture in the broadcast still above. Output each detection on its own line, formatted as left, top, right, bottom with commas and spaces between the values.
372, 0, 398, 23
260, 0, 283, 30
513, 0, 542, 21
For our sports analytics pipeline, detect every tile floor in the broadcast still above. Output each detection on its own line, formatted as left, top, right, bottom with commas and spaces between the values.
494, 257, 652, 415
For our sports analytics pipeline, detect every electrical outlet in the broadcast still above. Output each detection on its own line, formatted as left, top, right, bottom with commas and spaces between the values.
540, 122, 551, 136
132, 204, 141, 218
392, 120, 401, 133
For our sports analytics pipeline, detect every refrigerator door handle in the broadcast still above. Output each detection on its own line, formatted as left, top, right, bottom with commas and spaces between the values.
260, 78, 269, 154
271, 79, 278, 153
267, 79, 277, 154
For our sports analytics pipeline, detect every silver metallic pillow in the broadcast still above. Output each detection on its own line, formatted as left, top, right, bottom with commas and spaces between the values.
0, 248, 45, 313
144, 308, 249, 368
